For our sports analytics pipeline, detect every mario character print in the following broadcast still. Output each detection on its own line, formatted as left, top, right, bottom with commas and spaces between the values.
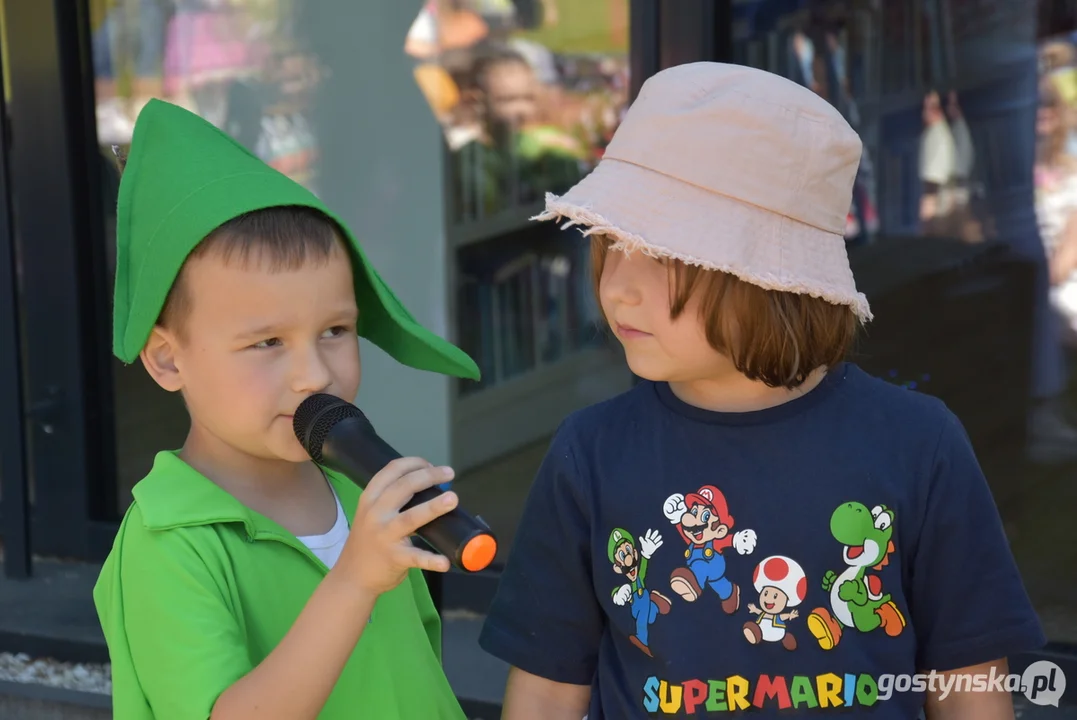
806, 502, 907, 650
744, 555, 807, 651
609, 528, 672, 657
663, 485, 756, 613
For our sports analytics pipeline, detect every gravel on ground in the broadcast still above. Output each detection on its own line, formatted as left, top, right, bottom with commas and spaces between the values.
0, 653, 110, 695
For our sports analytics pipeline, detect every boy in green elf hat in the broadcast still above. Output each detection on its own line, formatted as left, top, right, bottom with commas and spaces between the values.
93, 99, 480, 720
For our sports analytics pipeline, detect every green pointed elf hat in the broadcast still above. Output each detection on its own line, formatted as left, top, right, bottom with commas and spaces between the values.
112, 99, 479, 381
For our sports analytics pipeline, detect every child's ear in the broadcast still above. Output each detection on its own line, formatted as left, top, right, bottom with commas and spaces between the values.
140, 326, 184, 393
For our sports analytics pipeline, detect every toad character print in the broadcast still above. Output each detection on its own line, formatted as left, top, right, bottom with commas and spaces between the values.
744, 555, 808, 651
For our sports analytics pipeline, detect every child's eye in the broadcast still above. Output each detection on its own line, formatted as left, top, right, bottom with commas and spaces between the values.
322, 326, 350, 339
253, 338, 282, 349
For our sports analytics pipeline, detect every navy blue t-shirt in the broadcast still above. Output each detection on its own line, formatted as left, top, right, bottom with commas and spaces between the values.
478, 363, 1044, 718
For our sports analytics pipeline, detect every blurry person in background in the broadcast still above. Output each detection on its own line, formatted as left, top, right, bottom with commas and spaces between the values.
942, 90, 986, 243
947, 91, 976, 209
1034, 74, 1077, 343
406, 0, 491, 154
407, 0, 627, 220
1041, 38, 1077, 81
161, 0, 267, 119
405, 0, 490, 60
824, 24, 877, 245
789, 28, 819, 93
1007, 52, 1077, 466
919, 89, 957, 230
475, 47, 542, 133
788, 20, 876, 245
1039, 40, 1077, 158
454, 46, 585, 213
414, 63, 465, 127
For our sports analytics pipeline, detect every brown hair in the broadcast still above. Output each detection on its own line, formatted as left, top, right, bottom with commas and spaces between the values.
159, 206, 343, 340
590, 235, 858, 389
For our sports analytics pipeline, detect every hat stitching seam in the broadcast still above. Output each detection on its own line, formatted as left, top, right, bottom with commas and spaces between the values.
725, 85, 847, 129
785, 114, 813, 285
795, 112, 817, 199
597, 156, 839, 235
640, 74, 844, 128
534, 193, 873, 323
638, 64, 855, 130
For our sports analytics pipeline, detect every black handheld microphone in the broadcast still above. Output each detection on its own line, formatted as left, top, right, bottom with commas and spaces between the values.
293, 393, 497, 573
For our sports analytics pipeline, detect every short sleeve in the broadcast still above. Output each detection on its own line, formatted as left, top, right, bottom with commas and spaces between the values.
104, 509, 253, 719
907, 412, 1046, 672
478, 420, 604, 685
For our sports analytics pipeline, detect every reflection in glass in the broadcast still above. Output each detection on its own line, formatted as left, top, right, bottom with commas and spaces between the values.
738, 2, 880, 245
399, 1, 634, 557
404, 0, 630, 395
407, 0, 629, 223
735, 0, 1077, 650
917, 88, 987, 242
1036, 53, 1077, 343
455, 227, 607, 395
92, 0, 322, 190
90, 0, 325, 513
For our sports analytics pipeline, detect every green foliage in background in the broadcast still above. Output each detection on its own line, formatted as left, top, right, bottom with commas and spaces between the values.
515, 0, 627, 56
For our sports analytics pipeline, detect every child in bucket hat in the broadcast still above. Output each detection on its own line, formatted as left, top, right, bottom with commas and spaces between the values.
479, 63, 1042, 719
94, 99, 475, 719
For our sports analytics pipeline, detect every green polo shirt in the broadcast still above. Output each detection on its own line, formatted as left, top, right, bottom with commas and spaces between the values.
93, 451, 467, 720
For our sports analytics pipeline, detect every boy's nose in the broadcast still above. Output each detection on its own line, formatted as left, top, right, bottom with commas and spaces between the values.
293, 346, 333, 394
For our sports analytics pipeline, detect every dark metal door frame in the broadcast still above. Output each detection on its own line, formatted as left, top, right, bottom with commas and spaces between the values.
2, 0, 118, 564
0, 9, 31, 579
630, 0, 732, 100
657, 0, 730, 70
630, 0, 661, 101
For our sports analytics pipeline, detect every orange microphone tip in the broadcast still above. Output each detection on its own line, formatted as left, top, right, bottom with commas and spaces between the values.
461, 533, 497, 572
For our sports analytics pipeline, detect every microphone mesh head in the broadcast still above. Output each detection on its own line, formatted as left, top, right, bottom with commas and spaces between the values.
293, 394, 363, 463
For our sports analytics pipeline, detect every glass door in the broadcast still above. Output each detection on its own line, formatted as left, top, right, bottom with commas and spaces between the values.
89, 0, 326, 517
730, 0, 1077, 692
413, 0, 637, 569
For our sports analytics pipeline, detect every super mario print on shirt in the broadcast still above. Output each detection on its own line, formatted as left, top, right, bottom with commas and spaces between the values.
478, 364, 1045, 720
628, 486, 907, 715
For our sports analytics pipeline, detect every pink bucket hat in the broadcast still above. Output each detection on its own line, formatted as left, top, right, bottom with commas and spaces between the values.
534, 61, 872, 323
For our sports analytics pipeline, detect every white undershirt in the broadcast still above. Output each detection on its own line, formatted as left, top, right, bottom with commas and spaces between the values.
296, 487, 350, 569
